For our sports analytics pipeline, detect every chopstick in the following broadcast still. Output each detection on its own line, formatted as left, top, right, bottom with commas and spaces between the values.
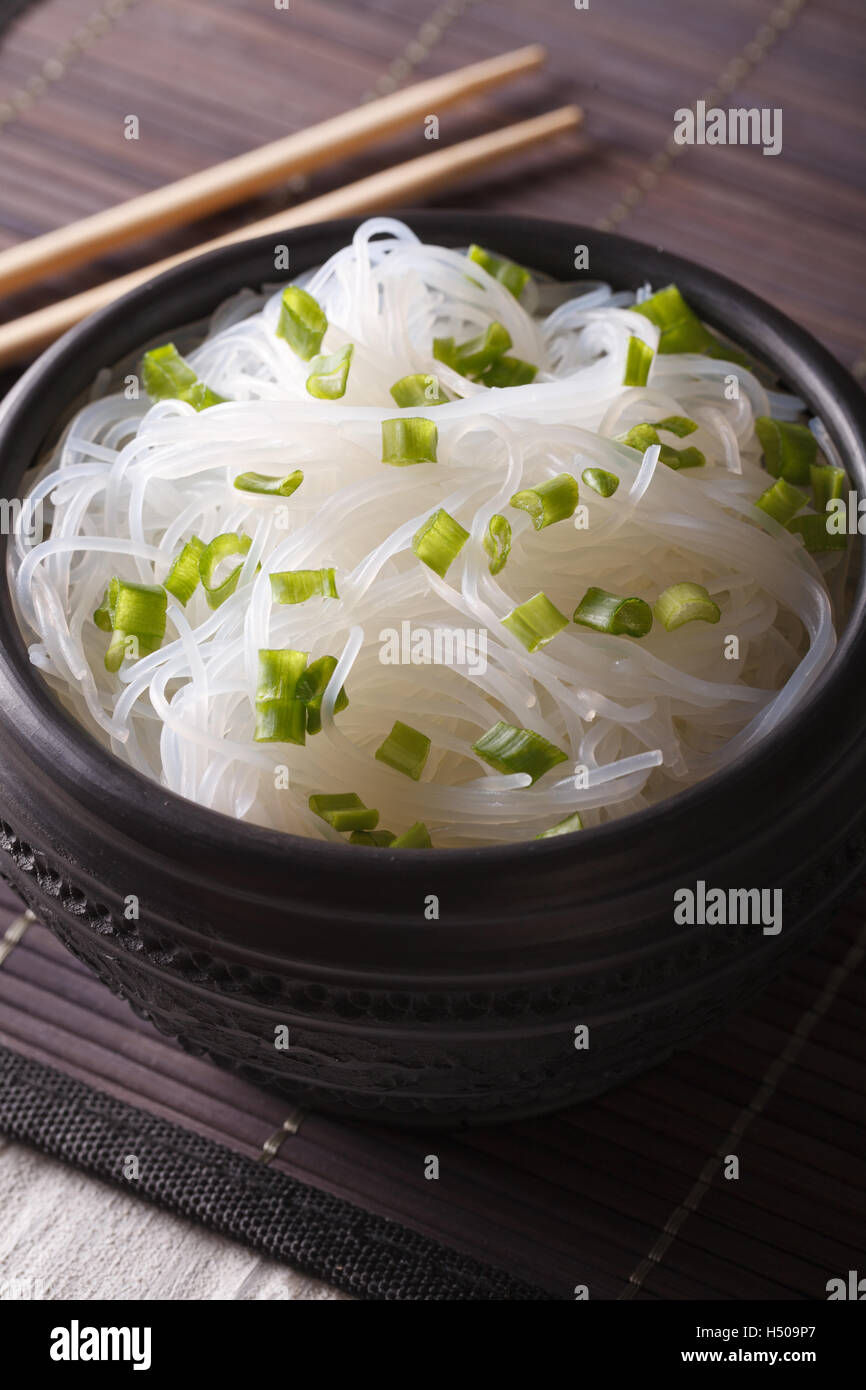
0, 45, 546, 299
0, 106, 581, 367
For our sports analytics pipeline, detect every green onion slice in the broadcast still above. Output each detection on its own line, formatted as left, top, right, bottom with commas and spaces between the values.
349, 829, 397, 846
269, 569, 339, 605
306, 343, 353, 400
810, 464, 846, 516
754, 477, 808, 526
381, 417, 438, 466
200, 532, 252, 609
276, 286, 328, 361
467, 244, 531, 299
141, 343, 225, 411
620, 423, 705, 470
483, 513, 512, 575
432, 337, 457, 370
502, 591, 568, 652
473, 721, 568, 785
163, 536, 205, 606
573, 586, 653, 638
374, 720, 431, 781
581, 467, 619, 497
654, 415, 698, 437
390, 821, 433, 848
233, 470, 304, 498
437, 322, 512, 380
654, 582, 721, 631
623, 336, 654, 387
535, 811, 584, 838
254, 648, 308, 744
412, 508, 469, 578
510, 473, 579, 530
93, 592, 112, 631
755, 417, 817, 484
786, 514, 847, 552
309, 792, 378, 832
390, 373, 450, 407
633, 285, 750, 365
297, 654, 349, 735
99, 577, 167, 671
479, 355, 538, 388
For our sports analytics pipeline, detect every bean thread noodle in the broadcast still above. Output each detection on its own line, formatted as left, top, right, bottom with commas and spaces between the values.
10, 218, 840, 846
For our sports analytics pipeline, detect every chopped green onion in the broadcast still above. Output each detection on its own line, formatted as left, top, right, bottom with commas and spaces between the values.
510, 473, 579, 529
163, 536, 205, 606
375, 720, 431, 781
390, 373, 450, 407
535, 811, 584, 838
306, 343, 353, 400
432, 336, 457, 370
381, 417, 438, 466
573, 586, 653, 638
109, 578, 167, 650
473, 721, 568, 785
620, 423, 705, 470
141, 343, 225, 410
811, 464, 846, 516
349, 829, 396, 846
581, 467, 619, 497
233, 470, 304, 498
467, 243, 531, 299
254, 648, 308, 744
633, 285, 750, 365
93, 592, 112, 631
142, 342, 197, 397
623, 336, 654, 387
479, 355, 538, 388
99, 577, 168, 672
654, 415, 698, 437
200, 532, 252, 609
754, 477, 808, 526
269, 569, 339, 605
654, 582, 721, 631
309, 792, 378, 832
297, 655, 349, 735
412, 508, 469, 578
483, 513, 511, 575
502, 591, 568, 652
633, 286, 714, 353
755, 417, 817, 484
391, 821, 432, 849
276, 286, 328, 361
786, 514, 847, 552
436, 322, 512, 379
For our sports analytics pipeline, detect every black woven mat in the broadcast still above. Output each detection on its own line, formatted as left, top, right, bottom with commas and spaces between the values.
0, 1041, 553, 1300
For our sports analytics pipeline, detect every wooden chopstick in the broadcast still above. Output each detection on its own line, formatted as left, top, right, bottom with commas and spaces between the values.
0, 45, 546, 299
0, 106, 581, 367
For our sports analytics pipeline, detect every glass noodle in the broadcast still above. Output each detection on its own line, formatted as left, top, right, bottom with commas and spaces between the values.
10, 219, 841, 847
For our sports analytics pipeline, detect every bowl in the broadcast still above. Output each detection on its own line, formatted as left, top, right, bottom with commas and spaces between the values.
1, 212, 865, 1127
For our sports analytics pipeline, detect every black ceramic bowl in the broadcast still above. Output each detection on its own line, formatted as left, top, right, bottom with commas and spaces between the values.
1, 213, 865, 1127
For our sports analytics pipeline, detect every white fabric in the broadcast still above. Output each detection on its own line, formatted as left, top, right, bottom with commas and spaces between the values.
0, 1136, 347, 1300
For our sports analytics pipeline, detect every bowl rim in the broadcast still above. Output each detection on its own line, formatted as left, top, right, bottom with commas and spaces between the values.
1, 209, 866, 880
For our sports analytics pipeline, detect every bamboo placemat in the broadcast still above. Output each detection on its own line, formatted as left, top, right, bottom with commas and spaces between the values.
1, 881, 864, 1300
1, 0, 865, 1300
